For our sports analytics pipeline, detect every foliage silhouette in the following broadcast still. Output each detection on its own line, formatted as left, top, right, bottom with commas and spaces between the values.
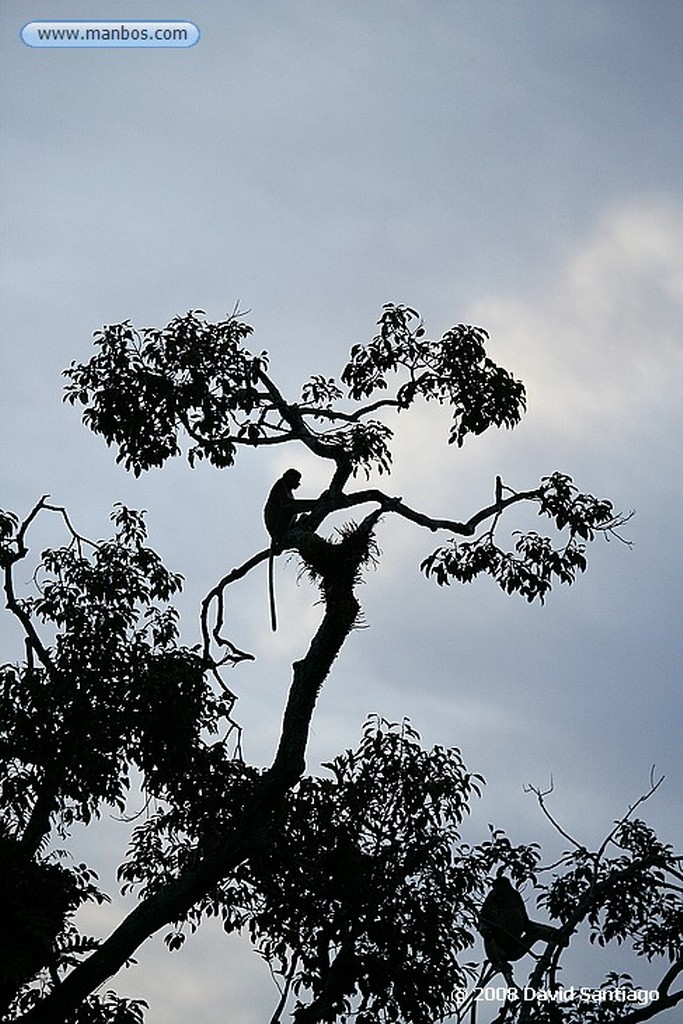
1, 305, 679, 1023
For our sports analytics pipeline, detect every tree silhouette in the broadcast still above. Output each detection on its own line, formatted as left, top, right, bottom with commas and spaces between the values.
2, 305, 679, 1023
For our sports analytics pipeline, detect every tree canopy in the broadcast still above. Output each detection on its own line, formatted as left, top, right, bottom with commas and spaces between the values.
1, 305, 679, 1024
63, 304, 626, 609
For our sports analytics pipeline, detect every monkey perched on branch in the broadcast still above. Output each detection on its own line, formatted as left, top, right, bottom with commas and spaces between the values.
478, 874, 560, 981
263, 468, 305, 632
264, 469, 303, 552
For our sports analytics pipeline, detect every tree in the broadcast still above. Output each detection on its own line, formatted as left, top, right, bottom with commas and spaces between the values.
1, 304, 679, 1023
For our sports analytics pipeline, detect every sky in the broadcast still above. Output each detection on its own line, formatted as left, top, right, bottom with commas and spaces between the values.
1, 1, 682, 1022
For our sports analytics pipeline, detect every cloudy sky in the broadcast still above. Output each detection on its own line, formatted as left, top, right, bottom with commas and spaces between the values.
1, 2, 682, 1021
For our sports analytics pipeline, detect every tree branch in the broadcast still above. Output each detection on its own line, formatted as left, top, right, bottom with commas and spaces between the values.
297, 397, 402, 423
524, 779, 588, 854
620, 956, 683, 1024
518, 856, 667, 1023
596, 770, 665, 860
254, 368, 343, 462
3, 499, 59, 682
306, 486, 542, 538
200, 550, 267, 665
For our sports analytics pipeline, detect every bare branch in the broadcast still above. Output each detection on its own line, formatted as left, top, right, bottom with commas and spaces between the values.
3, 502, 58, 681
15, 495, 99, 554
40, 501, 100, 554
597, 771, 665, 860
313, 486, 542, 538
524, 779, 588, 854
200, 551, 267, 665
268, 953, 299, 1024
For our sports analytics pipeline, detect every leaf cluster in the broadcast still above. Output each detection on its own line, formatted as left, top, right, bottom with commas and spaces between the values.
542, 819, 681, 961
421, 473, 618, 603
63, 312, 261, 474
11, 990, 148, 1024
63, 305, 527, 478
236, 717, 486, 1023
0, 832, 101, 1009
117, 754, 259, 919
1, 506, 232, 836
341, 305, 526, 446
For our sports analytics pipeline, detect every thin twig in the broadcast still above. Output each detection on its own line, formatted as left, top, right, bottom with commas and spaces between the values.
524, 779, 587, 853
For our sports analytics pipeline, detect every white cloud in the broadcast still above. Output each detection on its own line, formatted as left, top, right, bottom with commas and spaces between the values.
468, 197, 683, 441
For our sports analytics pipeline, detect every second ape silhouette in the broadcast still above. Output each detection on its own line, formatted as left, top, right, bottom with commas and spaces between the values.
479, 874, 560, 981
